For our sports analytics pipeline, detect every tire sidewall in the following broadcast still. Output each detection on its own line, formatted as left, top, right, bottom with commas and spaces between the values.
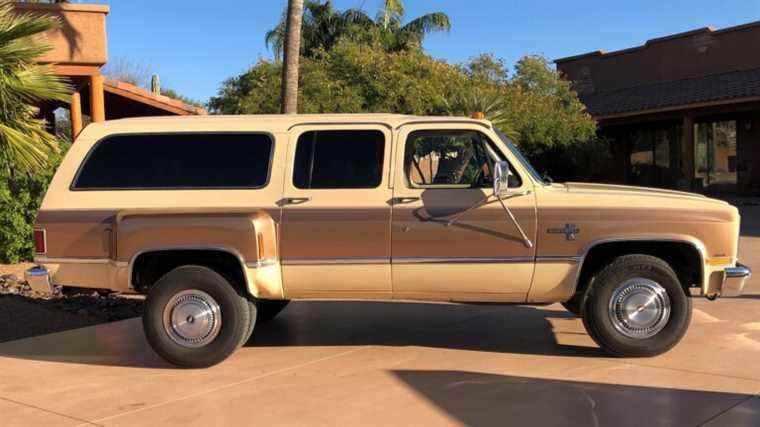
586, 256, 692, 356
143, 266, 249, 368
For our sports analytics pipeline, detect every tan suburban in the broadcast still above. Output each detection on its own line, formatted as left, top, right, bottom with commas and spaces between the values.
27, 114, 751, 367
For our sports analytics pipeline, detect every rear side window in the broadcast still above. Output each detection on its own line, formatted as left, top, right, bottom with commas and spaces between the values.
73, 133, 273, 190
293, 130, 385, 189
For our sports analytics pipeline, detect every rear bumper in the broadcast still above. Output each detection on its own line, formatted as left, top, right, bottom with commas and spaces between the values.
24, 265, 56, 294
721, 262, 752, 297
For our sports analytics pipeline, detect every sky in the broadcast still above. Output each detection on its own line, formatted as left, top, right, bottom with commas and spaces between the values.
96, 0, 760, 104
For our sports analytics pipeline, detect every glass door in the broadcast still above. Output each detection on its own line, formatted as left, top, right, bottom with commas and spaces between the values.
695, 121, 737, 194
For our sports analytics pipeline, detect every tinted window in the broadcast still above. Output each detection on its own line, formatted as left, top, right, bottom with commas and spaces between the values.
293, 130, 385, 189
405, 130, 520, 188
73, 133, 273, 190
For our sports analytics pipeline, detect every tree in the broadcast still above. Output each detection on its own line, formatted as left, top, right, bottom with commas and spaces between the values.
210, 45, 602, 179
0, 2, 71, 175
211, 40, 465, 116
281, 0, 304, 114
265, 0, 450, 59
102, 56, 151, 87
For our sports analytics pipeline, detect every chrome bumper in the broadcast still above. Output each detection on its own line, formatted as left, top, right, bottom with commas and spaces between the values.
24, 266, 56, 294
721, 263, 752, 297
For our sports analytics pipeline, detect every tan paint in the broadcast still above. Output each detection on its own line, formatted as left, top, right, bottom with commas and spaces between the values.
13, 3, 110, 67
34, 114, 745, 301
390, 123, 537, 300
70, 91, 83, 138
90, 74, 106, 123
279, 123, 394, 297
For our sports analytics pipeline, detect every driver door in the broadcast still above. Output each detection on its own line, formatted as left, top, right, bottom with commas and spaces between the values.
391, 125, 537, 302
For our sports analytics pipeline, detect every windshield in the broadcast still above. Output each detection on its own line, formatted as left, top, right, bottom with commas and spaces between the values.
496, 130, 548, 185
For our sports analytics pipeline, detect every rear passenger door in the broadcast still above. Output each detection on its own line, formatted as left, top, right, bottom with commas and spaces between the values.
279, 125, 393, 298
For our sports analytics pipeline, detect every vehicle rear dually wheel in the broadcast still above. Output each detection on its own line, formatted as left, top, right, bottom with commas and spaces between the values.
581, 254, 692, 357
143, 265, 251, 368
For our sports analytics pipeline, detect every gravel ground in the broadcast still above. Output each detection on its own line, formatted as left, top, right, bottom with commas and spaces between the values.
0, 265, 143, 343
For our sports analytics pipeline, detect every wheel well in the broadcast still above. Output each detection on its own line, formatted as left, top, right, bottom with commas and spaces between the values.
574, 241, 702, 298
131, 250, 248, 295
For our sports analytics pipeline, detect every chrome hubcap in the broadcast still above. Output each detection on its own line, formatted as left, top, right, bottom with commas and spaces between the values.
163, 290, 222, 348
608, 278, 670, 339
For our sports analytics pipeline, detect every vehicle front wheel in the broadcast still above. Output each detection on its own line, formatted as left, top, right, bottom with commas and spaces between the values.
143, 265, 251, 368
582, 254, 692, 357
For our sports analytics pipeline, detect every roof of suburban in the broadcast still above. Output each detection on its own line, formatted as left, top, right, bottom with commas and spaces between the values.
103, 113, 489, 128
580, 67, 760, 118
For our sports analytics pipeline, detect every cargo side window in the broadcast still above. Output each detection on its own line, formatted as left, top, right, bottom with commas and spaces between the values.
72, 133, 273, 190
404, 130, 521, 189
293, 130, 385, 189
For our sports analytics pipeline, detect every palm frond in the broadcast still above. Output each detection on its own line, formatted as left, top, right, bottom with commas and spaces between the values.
0, 1, 71, 174
380, 0, 405, 29
400, 12, 451, 39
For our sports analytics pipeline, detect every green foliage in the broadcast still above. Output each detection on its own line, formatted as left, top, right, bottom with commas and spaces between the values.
160, 88, 204, 108
0, 142, 67, 263
0, 2, 71, 175
211, 42, 603, 182
265, 0, 450, 60
211, 40, 464, 116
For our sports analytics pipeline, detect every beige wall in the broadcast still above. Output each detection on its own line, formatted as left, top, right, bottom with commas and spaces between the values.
556, 22, 760, 95
14, 3, 109, 66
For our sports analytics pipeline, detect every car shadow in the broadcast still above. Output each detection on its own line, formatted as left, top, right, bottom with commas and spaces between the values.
389, 370, 756, 426
0, 301, 601, 368
247, 301, 605, 358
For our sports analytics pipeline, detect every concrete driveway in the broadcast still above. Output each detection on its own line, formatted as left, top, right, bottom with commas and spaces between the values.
1, 236, 759, 425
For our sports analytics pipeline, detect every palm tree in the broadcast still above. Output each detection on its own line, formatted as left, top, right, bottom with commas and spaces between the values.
266, 1, 373, 60
0, 2, 71, 175
378, 0, 451, 51
266, 0, 450, 59
280, 0, 304, 114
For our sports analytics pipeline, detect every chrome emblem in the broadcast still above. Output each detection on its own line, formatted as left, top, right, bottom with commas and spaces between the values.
547, 223, 580, 241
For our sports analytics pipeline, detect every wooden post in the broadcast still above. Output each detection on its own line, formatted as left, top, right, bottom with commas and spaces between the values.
681, 115, 695, 186
90, 74, 106, 122
71, 90, 83, 139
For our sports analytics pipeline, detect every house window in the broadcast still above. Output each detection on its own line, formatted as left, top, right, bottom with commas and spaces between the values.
695, 120, 737, 192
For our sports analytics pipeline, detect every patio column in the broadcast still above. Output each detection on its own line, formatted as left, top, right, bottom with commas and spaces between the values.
681, 114, 695, 187
90, 74, 105, 123
70, 90, 83, 139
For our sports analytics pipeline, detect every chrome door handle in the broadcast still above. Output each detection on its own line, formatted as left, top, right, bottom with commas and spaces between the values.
281, 197, 312, 205
393, 197, 420, 204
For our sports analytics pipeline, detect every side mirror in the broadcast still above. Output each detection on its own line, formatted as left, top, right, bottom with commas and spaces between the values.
493, 161, 513, 197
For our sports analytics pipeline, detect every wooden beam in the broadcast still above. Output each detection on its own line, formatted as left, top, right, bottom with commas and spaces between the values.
90, 74, 105, 122
71, 90, 83, 139
53, 64, 102, 77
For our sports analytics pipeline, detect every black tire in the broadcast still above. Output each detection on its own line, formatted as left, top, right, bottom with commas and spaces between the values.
240, 300, 258, 347
143, 265, 250, 368
256, 299, 290, 324
582, 254, 692, 357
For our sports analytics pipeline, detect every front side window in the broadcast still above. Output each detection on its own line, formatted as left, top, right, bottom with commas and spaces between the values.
405, 130, 521, 188
293, 130, 385, 189
73, 133, 273, 190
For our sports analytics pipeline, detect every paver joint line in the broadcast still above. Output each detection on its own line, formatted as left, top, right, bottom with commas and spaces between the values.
79, 346, 369, 426
697, 394, 758, 426
0, 395, 103, 426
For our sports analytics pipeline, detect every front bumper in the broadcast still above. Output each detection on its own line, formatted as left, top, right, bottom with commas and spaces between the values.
24, 265, 56, 294
721, 262, 752, 297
